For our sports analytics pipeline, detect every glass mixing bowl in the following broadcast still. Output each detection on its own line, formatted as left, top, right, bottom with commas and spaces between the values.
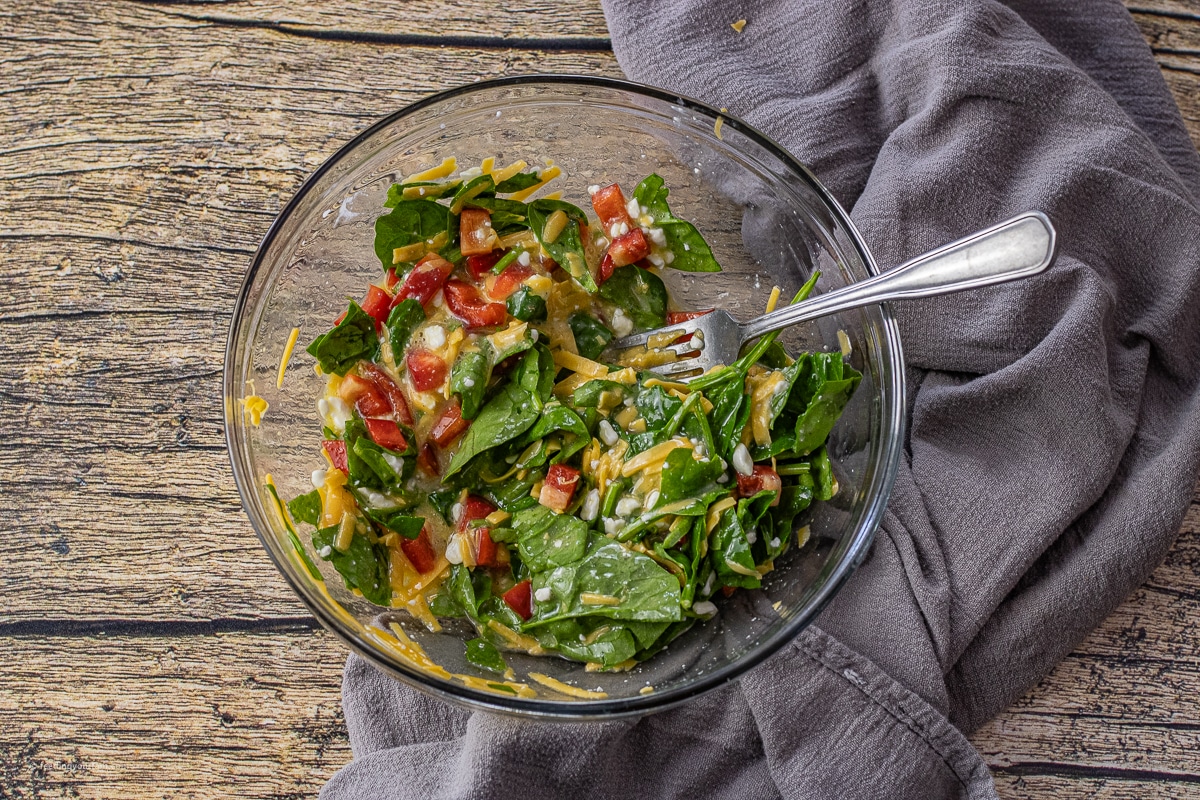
224, 75, 904, 719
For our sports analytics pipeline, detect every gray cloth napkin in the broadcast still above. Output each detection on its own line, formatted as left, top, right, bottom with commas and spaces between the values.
322, 0, 1200, 797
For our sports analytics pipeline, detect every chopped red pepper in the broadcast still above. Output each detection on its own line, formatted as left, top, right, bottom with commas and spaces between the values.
608, 228, 650, 267
384, 267, 401, 291
430, 398, 470, 447
444, 279, 507, 330
489, 263, 534, 301
322, 440, 348, 473
338, 373, 391, 418
591, 183, 635, 231
416, 442, 440, 477
406, 348, 448, 392
364, 418, 408, 452
539, 464, 581, 513
395, 253, 452, 308
458, 495, 499, 567
401, 526, 438, 574
459, 208, 497, 257
736, 465, 782, 507
502, 579, 533, 620
597, 252, 615, 285
355, 362, 414, 426
466, 250, 504, 280
360, 285, 393, 332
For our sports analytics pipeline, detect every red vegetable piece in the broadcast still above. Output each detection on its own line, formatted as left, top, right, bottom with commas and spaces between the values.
385, 268, 401, 291
597, 252, 615, 285
395, 253, 452, 308
338, 374, 390, 418
736, 465, 782, 507
458, 495, 498, 567
361, 285, 393, 332
364, 418, 408, 452
539, 464, 581, 513
430, 398, 471, 447
466, 250, 504, 281
591, 184, 635, 231
502, 579, 533, 620
356, 362, 414, 426
444, 279, 507, 330
459, 208, 497, 257
608, 228, 650, 268
473, 529, 497, 568
665, 309, 713, 345
490, 263, 534, 301
416, 442, 440, 477
721, 585, 737, 598
401, 526, 438, 574
406, 347, 448, 392
322, 440, 348, 473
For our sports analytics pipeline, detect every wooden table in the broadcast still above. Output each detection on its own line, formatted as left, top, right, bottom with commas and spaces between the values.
3, 2, 1197, 796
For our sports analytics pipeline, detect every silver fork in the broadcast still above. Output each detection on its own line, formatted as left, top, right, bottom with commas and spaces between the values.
606, 211, 1057, 381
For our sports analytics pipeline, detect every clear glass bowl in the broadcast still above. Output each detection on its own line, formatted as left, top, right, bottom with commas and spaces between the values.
224, 76, 905, 719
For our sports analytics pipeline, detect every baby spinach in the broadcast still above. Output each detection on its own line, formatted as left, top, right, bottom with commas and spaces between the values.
387, 181, 460, 205
352, 437, 412, 493
555, 624, 638, 668
386, 299, 425, 356
306, 301, 378, 376
506, 287, 547, 323
598, 265, 667, 330
710, 507, 761, 590
446, 348, 545, 477
450, 348, 492, 420
361, 508, 423, 539
511, 505, 589, 573
571, 379, 630, 409
312, 524, 392, 606
568, 312, 613, 360
287, 490, 322, 527
465, 196, 529, 235
494, 171, 542, 193
658, 447, 726, 506
520, 403, 591, 464
528, 199, 595, 292
632, 174, 721, 273
374, 198, 451, 270
810, 446, 837, 501
465, 637, 509, 675
428, 489, 458, 526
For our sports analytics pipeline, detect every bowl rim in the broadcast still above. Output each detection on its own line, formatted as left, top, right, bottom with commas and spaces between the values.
224, 73, 906, 719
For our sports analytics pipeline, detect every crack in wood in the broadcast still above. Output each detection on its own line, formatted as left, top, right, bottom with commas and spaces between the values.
993, 761, 1200, 783
0, 617, 321, 638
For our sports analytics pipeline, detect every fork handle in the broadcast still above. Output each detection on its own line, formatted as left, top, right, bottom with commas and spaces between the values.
741, 211, 1057, 341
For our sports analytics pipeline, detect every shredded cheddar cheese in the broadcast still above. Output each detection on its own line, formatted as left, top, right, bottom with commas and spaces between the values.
528, 672, 608, 700
277, 327, 300, 389
765, 285, 782, 314
508, 165, 562, 202
241, 395, 268, 426
406, 157, 457, 183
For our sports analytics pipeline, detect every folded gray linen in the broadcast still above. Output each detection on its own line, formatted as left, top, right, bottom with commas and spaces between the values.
321, 1, 1200, 797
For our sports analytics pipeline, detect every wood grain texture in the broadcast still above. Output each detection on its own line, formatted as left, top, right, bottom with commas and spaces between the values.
1, 0, 1198, 797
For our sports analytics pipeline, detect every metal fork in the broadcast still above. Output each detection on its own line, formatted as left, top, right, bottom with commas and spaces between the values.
606, 211, 1057, 381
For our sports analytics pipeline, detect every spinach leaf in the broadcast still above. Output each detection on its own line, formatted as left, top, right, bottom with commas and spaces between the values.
352, 437, 412, 493
528, 199, 595, 292
312, 524, 392, 606
520, 403, 591, 464
624, 619, 672, 650
264, 482, 323, 582
435, 564, 492, 622
636, 385, 682, 430
450, 348, 492, 420
342, 417, 378, 489
465, 196, 529, 235
287, 490, 322, 527
506, 287, 547, 323
450, 174, 495, 211
306, 301, 378, 376
428, 489, 458, 526
386, 181, 460, 205
632, 174, 721, 273
568, 312, 613, 360
445, 348, 543, 477
511, 505, 589, 573
710, 507, 761, 590
465, 637, 509, 675
708, 376, 749, 461
571, 379, 630, 409
555, 624, 638, 668
598, 265, 667, 330
810, 446, 837, 501
494, 172, 542, 193
792, 371, 860, 455
374, 198, 451, 270
361, 508, 424, 539
658, 447, 726, 505
386, 299, 425, 356
527, 537, 682, 626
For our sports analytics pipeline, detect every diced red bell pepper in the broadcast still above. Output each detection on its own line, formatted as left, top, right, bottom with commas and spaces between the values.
502, 579, 533, 620
364, 418, 408, 452
489, 263, 534, 301
444, 279, 507, 330
401, 526, 438, 574
356, 362, 414, 426
473, 529, 497, 568
736, 465, 782, 507
406, 348, 447, 392
538, 464, 581, 513
591, 183, 635, 231
721, 585, 737, 598
416, 442, 440, 477
338, 374, 391, 418
458, 495, 498, 567
322, 440, 348, 473
466, 250, 504, 281
665, 309, 713, 345
384, 268, 401, 291
608, 228, 650, 268
430, 398, 470, 447
360, 285, 393, 332
597, 252, 615, 285
395, 253, 452, 308
459, 208, 497, 257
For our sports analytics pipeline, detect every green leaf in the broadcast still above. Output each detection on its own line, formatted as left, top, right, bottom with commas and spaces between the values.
287, 490, 322, 527
428, 489, 458, 526
374, 198, 451, 270
571, 379, 630, 409
528, 199, 596, 292
598, 265, 667, 330
445, 348, 543, 477
450, 348, 492, 420
506, 287, 547, 323
387, 181, 460, 205
361, 508, 424, 539
636, 385, 682, 430
264, 482, 323, 582
494, 172, 542, 193
465, 637, 509, 675
434, 564, 492, 622
632, 174, 721, 273
810, 446, 837, 502
449, 173, 495, 212
306, 302, 378, 376
511, 505, 589, 573
658, 447, 726, 506
555, 623, 638, 668
520, 402, 591, 464
568, 312, 613, 360
312, 524, 392, 606
709, 506, 761, 590
386, 299, 425, 357
352, 436, 412, 493
465, 197, 529, 234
